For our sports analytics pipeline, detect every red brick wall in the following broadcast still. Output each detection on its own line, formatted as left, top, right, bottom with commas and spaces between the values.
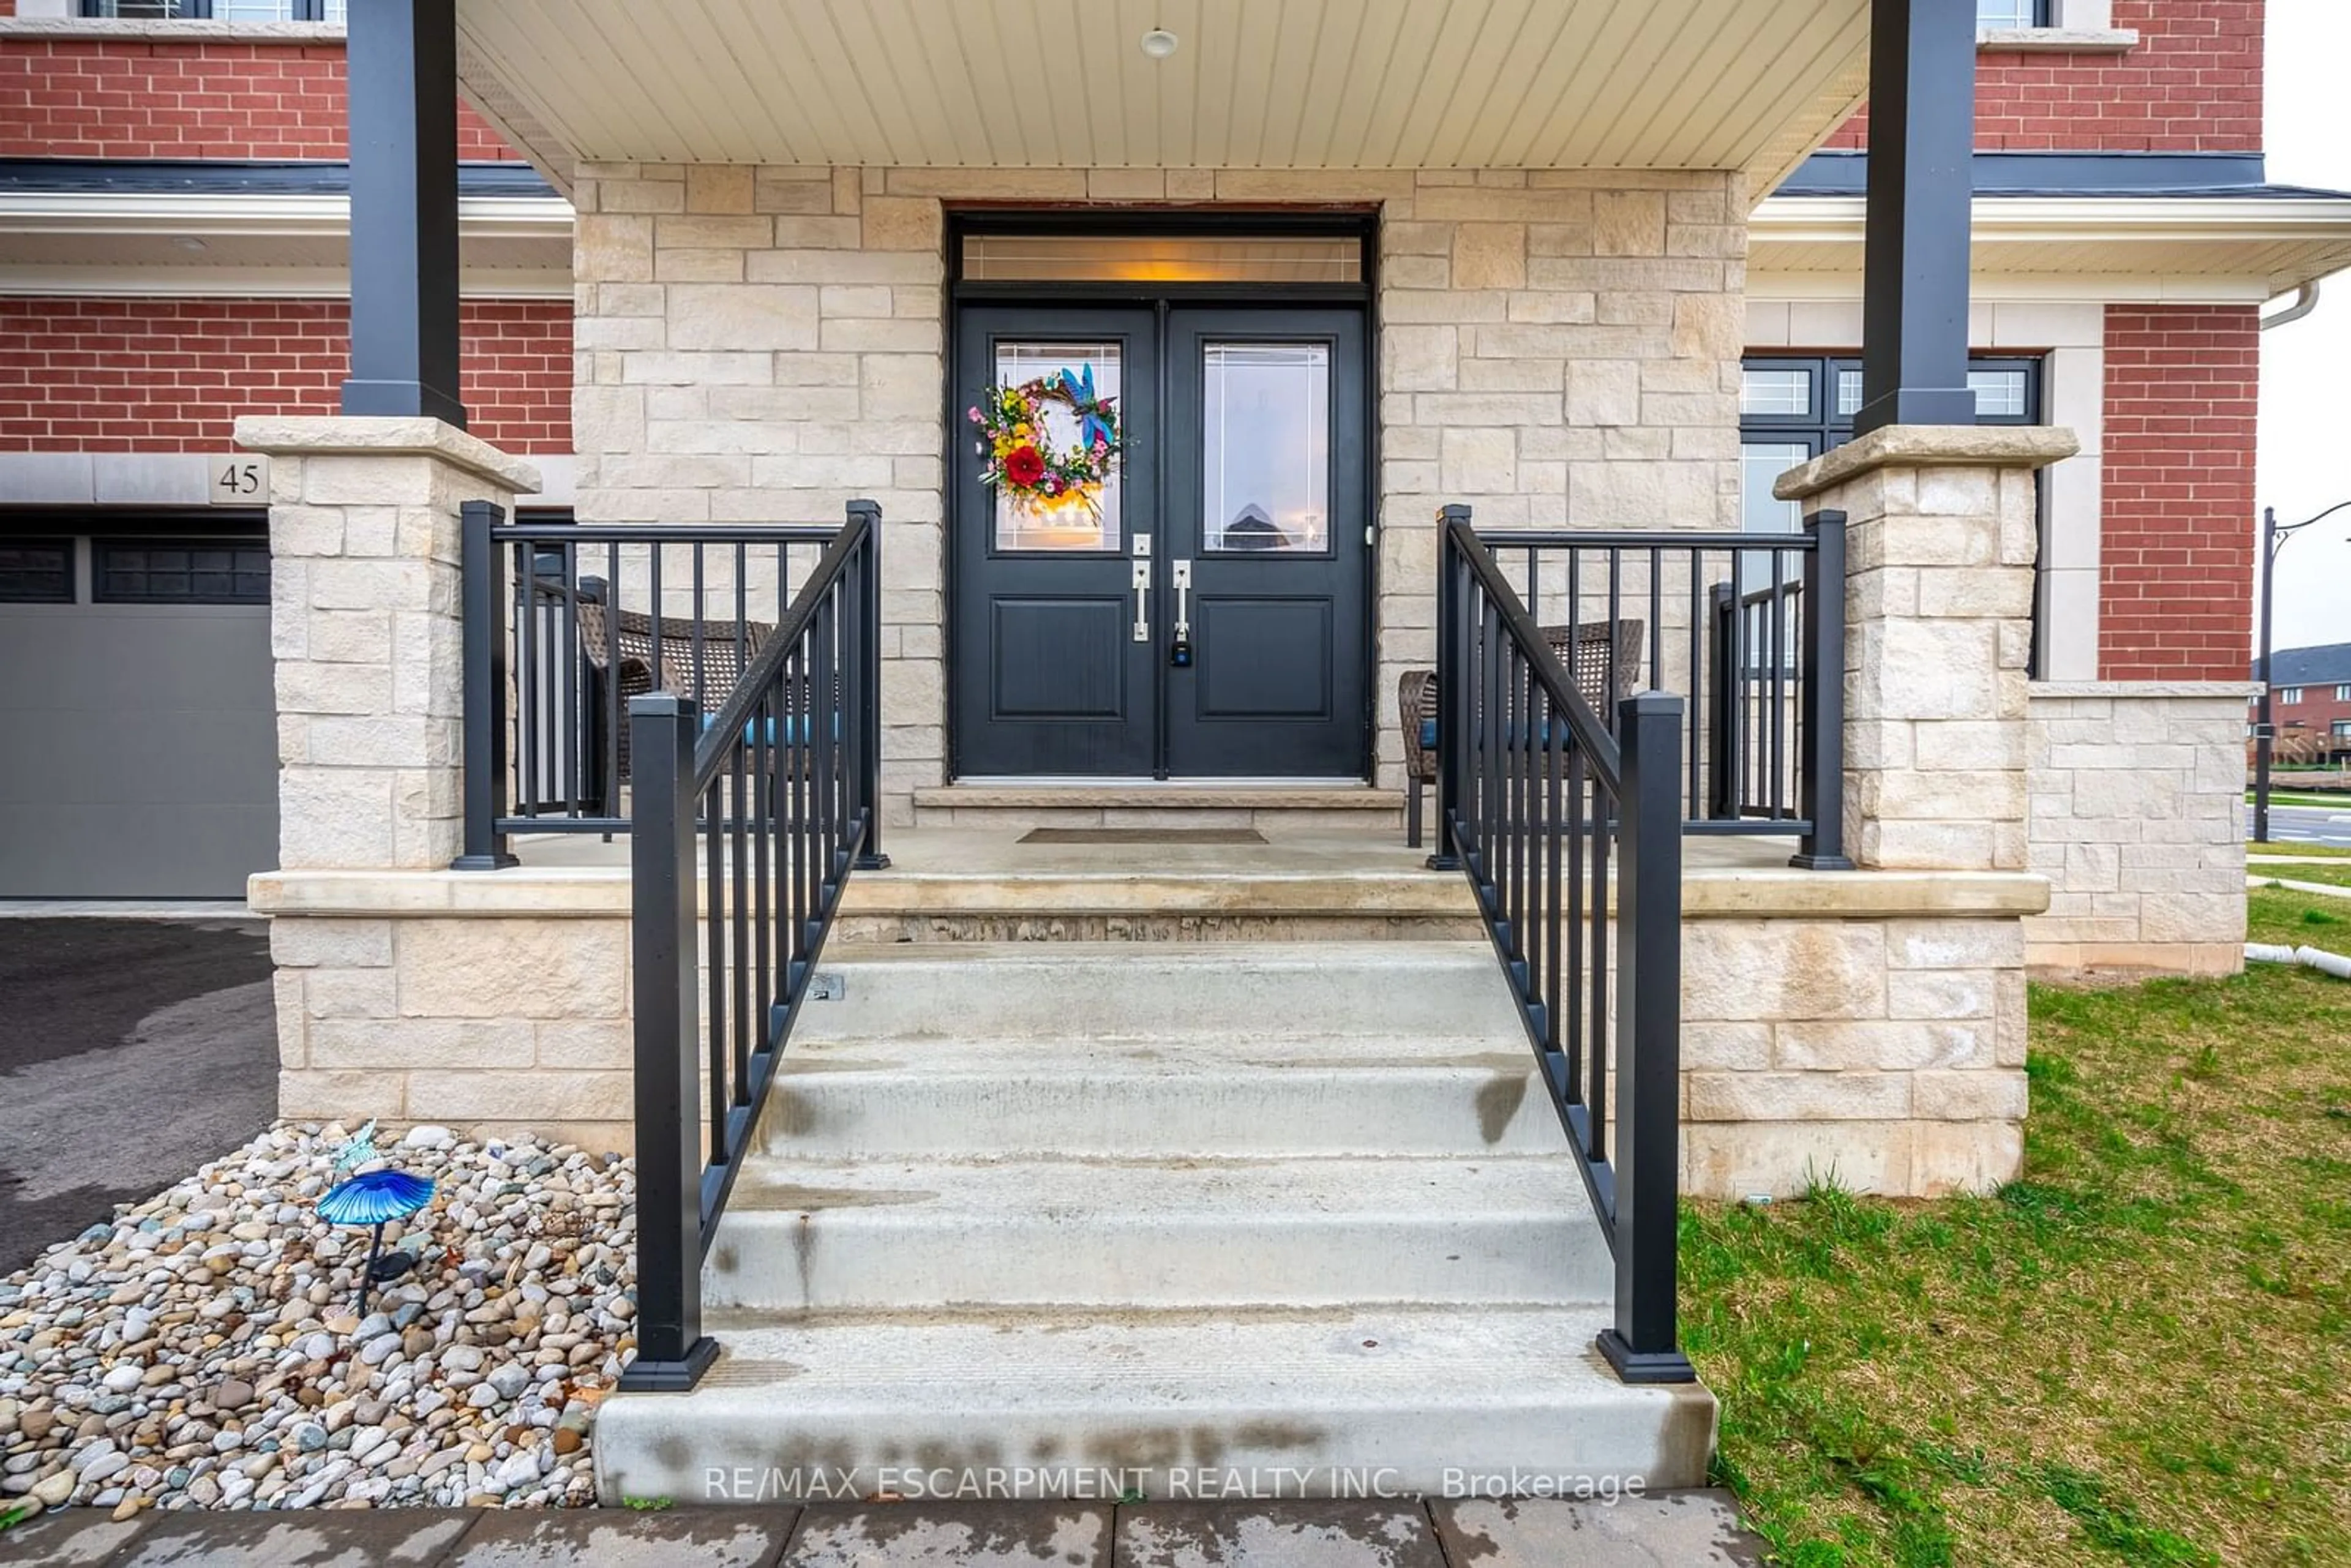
0, 297, 571, 453
2099, 304, 2258, 681
1823, 0, 2263, 152
0, 39, 522, 160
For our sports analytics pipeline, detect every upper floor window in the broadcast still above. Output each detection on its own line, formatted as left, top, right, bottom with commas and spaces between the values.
2336, 684, 2351, 702
1976, 0, 2052, 26
2279, 688, 2304, 704
78, 1, 345, 20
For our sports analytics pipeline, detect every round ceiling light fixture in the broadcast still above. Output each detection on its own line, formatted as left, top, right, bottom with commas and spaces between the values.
1139, 28, 1179, 59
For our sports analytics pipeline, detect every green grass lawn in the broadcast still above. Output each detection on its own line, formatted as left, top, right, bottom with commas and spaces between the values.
2246, 792, 2351, 808
1687, 887, 2351, 1567
2254, 863, 2351, 896
2249, 885, 2351, 947
2251, 841, 2351, 860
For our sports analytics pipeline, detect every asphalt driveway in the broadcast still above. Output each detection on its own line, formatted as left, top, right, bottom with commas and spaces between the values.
0, 917, 277, 1275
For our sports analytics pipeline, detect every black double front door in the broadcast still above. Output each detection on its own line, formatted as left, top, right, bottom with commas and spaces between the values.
953, 302, 1370, 778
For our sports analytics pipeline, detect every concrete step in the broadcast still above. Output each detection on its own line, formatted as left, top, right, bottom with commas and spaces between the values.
705, 1154, 1613, 1311
834, 830, 1468, 941
759, 1043, 1559, 1159
593, 1305, 1716, 1502
909, 782, 1406, 833
795, 942, 1524, 1046
765, 943, 1555, 1157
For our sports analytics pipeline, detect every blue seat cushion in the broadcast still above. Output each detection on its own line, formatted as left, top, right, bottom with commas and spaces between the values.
700, 712, 840, 748
1418, 717, 1572, 750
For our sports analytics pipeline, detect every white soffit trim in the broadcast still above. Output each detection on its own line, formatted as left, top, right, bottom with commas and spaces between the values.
0, 193, 575, 296
1753, 195, 2351, 296
0, 192, 574, 240
0, 266, 572, 299
1747, 272, 2284, 304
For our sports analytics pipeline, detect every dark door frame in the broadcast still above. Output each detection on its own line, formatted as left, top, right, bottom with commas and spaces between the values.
943, 209, 1382, 782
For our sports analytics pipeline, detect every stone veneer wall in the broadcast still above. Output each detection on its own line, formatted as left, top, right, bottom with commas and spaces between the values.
1682, 910, 2031, 1198
568, 164, 1747, 819
270, 912, 634, 1154
2025, 681, 2251, 977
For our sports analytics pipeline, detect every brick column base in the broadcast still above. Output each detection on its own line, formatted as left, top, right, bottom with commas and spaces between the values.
1776, 426, 2080, 872
236, 416, 540, 871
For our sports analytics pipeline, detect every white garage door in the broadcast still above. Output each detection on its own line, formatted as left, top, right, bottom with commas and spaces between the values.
0, 522, 277, 898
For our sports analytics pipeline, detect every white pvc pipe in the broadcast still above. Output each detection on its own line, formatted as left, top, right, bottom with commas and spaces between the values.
2245, 941, 2351, 977
2298, 946, 2351, 980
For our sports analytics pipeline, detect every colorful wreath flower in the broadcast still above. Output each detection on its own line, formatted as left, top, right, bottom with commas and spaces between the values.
969, 364, 1120, 515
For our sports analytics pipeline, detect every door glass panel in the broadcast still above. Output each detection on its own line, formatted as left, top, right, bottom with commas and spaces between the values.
989, 340, 1122, 552
1201, 342, 1330, 553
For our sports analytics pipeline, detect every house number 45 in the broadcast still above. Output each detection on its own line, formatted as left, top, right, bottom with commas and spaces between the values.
207, 453, 269, 504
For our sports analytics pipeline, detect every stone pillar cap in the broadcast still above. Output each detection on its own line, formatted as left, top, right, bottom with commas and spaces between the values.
234, 415, 542, 495
1775, 424, 2080, 503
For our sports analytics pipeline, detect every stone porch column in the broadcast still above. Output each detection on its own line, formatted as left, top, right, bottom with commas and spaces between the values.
1775, 426, 2080, 873
235, 416, 541, 871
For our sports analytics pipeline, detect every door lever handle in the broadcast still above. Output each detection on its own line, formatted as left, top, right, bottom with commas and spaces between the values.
1131, 559, 1150, 643
1170, 560, 1193, 667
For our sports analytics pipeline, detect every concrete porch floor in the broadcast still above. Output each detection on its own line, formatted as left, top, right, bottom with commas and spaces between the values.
6, 1494, 1765, 1566
496, 823, 1822, 940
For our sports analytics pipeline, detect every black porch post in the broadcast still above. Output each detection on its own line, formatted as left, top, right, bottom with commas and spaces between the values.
341, 0, 467, 427
1854, 0, 1978, 435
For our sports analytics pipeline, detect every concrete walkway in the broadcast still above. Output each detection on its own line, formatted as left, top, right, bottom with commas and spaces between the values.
5, 1495, 1764, 1565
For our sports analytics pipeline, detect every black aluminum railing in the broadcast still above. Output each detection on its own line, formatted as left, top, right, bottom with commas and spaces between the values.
1469, 511, 1851, 871
1432, 506, 1694, 1384
621, 501, 887, 1392
453, 506, 865, 863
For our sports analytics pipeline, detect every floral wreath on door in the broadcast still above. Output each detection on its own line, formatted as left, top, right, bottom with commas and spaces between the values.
970, 364, 1121, 515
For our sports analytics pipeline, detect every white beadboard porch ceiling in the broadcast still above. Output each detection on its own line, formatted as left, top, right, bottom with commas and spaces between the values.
454, 0, 1869, 192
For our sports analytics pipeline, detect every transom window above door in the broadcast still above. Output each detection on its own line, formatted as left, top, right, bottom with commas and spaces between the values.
960, 234, 1363, 285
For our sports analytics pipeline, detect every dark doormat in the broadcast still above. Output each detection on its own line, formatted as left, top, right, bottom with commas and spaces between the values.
1019, 828, 1267, 845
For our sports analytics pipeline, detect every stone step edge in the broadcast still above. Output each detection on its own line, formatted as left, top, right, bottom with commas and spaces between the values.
719, 1151, 1595, 1214
912, 784, 1400, 811
250, 867, 2047, 920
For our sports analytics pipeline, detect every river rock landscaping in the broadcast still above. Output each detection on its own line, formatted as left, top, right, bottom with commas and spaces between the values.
0, 1124, 636, 1522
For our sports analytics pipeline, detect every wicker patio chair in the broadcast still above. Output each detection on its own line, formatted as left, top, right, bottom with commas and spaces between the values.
1399, 618, 1646, 849
577, 606, 774, 787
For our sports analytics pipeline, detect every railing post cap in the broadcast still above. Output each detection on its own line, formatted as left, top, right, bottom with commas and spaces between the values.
845, 498, 882, 519
630, 691, 699, 718
1621, 689, 1685, 718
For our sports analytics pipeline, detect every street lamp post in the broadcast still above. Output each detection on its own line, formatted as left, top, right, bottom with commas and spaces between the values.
2254, 500, 2351, 846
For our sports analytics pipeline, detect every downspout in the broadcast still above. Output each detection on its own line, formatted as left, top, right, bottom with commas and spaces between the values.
2262, 282, 2321, 331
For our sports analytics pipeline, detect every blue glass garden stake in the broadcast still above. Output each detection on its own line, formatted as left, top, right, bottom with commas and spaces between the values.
318, 1166, 437, 1315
